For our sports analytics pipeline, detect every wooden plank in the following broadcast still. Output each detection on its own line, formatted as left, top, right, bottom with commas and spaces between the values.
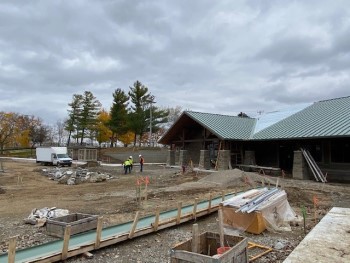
306, 150, 327, 182
128, 211, 140, 238
208, 193, 212, 213
218, 206, 224, 247
301, 149, 321, 182
61, 225, 71, 261
8, 236, 17, 263
94, 217, 103, 249
153, 206, 160, 231
192, 198, 198, 220
191, 224, 199, 253
176, 202, 182, 224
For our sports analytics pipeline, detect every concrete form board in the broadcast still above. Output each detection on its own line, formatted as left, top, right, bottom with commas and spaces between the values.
283, 207, 350, 263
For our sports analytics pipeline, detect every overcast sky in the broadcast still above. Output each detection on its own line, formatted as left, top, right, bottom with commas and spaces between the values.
1, 0, 349, 124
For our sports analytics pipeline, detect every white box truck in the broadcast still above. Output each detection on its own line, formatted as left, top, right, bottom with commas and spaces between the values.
36, 147, 72, 167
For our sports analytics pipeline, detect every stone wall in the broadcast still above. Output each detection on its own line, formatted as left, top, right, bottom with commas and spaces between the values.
292, 150, 310, 179
199, 150, 210, 170
216, 150, 231, 170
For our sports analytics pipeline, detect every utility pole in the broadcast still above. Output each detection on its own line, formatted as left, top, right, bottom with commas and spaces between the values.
148, 96, 156, 147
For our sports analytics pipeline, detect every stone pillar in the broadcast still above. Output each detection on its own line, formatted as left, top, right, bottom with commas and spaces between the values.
199, 150, 210, 170
175, 150, 180, 165
216, 150, 231, 170
167, 150, 175, 166
179, 150, 188, 166
243, 151, 256, 165
292, 150, 310, 180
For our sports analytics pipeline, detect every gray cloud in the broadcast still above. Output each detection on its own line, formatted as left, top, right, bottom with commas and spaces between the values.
0, 0, 349, 124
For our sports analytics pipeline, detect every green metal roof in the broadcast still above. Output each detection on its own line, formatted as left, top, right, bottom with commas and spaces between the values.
186, 111, 256, 140
159, 96, 350, 144
252, 96, 350, 140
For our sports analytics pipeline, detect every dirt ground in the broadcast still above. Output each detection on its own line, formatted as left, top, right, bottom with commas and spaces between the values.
0, 159, 350, 263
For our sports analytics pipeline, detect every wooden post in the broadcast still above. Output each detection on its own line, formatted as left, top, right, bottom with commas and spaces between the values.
95, 217, 103, 249
176, 202, 182, 224
276, 178, 280, 188
8, 236, 17, 263
218, 206, 224, 248
192, 198, 198, 220
153, 206, 160, 231
61, 225, 71, 261
129, 211, 140, 238
208, 193, 212, 213
221, 190, 225, 201
145, 183, 148, 201
191, 224, 199, 253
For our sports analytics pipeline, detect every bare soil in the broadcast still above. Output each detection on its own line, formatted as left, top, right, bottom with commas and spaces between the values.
0, 159, 349, 262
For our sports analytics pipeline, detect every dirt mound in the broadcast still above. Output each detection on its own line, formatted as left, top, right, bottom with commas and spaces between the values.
199, 168, 244, 185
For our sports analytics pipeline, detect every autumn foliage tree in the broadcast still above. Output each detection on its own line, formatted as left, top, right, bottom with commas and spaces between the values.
95, 109, 112, 146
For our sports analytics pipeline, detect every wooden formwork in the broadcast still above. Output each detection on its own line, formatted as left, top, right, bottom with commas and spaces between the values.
170, 232, 248, 263
46, 213, 98, 238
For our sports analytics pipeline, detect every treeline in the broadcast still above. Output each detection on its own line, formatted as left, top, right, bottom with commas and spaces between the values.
0, 81, 183, 152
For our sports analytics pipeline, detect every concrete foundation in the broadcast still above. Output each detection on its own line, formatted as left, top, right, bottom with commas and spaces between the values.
292, 150, 309, 180
283, 207, 350, 263
199, 150, 210, 170
243, 151, 256, 165
216, 150, 231, 170
167, 150, 175, 166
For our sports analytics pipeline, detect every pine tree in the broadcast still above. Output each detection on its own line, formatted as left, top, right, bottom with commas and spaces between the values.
108, 88, 129, 147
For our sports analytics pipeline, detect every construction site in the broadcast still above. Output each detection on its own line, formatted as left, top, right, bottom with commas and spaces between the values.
0, 146, 350, 263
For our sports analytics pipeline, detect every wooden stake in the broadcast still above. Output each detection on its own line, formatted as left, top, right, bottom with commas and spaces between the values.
218, 206, 224, 247
145, 183, 148, 201
95, 217, 103, 249
153, 206, 160, 231
129, 211, 140, 239
61, 225, 71, 261
191, 224, 199, 253
276, 178, 280, 188
176, 202, 182, 224
221, 190, 225, 201
8, 236, 17, 263
208, 193, 212, 213
192, 198, 198, 220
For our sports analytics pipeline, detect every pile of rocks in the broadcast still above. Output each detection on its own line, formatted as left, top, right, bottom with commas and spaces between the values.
40, 167, 113, 185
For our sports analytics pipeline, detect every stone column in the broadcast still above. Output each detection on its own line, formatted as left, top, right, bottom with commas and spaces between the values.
292, 150, 309, 180
243, 151, 256, 165
199, 150, 210, 170
179, 150, 188, 166
167, 150, 175, 166
216, 150, 231, 170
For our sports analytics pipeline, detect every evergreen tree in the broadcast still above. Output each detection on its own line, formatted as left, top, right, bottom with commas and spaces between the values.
128, 81, 153, 146
108, 88, 129, 147
65, 94, 83, 146
77, 91, 101, 145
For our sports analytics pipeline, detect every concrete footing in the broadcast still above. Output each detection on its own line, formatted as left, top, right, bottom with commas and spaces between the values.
283, 207, 350, 263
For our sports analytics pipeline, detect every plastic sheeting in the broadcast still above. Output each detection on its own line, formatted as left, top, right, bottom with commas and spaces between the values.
222, 188, 298, 233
